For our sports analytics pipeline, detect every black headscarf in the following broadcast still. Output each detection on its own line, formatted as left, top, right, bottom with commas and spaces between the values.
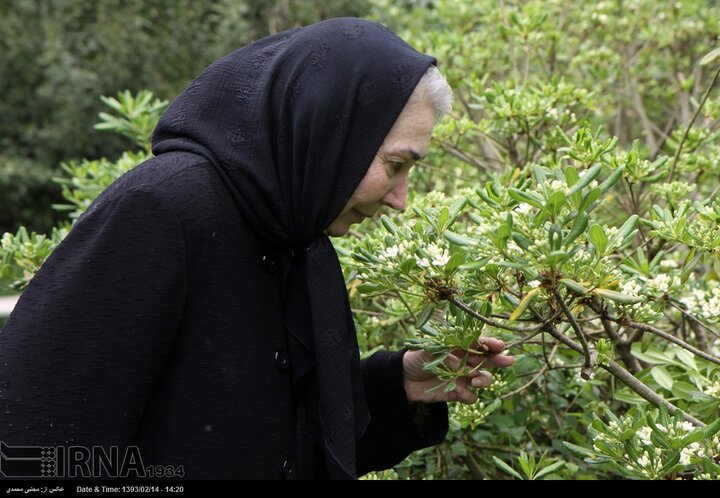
151, 17, 436, 479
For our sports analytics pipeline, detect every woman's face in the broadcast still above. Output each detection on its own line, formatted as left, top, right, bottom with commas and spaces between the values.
326, 91, 436, 237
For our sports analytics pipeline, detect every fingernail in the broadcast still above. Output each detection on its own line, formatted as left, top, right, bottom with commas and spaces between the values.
472, 377, 491, 388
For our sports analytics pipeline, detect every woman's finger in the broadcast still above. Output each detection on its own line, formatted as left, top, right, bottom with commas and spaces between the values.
448, 351, 514, 369
469, 370, 493, 388
451, 378, 479, 404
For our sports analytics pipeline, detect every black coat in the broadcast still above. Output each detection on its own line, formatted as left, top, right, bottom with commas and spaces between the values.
1, 19, 449, 479
0, 152, 448, 479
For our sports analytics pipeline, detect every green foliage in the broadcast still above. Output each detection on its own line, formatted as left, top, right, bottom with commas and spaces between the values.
0, 0, 371, 233
334, 0, 720, 480
0, 91, 162, 293
0, 156, 66, 235
565, 405, 720, 479
0, 226, 69, 291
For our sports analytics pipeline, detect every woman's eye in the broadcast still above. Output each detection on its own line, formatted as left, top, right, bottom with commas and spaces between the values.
389, 161, 403, 173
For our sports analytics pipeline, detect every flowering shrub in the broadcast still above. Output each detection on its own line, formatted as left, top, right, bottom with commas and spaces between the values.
345, 0, 720, 480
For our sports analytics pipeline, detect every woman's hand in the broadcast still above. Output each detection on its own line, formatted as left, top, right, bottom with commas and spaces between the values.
402, 337, 514, 404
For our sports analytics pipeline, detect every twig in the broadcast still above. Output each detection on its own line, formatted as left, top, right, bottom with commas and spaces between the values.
668, 300, 720, 340
554, 289, 593, 377
505, 328, 546, 349
668, 63, 720, 182
394, 291, 417, 324
501, 365, 549, 400
450, 297, 543, 333
541, 322, 705, 427
621, 319, 720, 366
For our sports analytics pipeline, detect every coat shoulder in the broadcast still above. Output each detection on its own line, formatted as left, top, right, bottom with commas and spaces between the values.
85, 152, 235, 231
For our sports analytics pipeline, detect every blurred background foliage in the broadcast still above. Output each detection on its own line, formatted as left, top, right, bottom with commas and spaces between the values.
0, 0, 370, 234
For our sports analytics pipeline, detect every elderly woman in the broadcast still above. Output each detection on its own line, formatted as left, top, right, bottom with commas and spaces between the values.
0, 18, 512, 479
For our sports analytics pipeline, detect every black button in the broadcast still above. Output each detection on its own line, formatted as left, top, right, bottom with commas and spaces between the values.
281, 459, 295, 480
274, 349, 289, 372
261, 254, 277, 274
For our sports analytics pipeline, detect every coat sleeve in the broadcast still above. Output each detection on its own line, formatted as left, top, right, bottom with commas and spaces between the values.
356, 349, 448, 476
0, 187, 187, 449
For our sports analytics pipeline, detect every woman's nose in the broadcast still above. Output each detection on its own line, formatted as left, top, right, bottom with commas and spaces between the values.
382, 174, 409, 211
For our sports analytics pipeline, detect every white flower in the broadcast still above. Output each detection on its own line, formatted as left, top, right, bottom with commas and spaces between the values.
660, 259, 677, 270
425, 243, 450, 267
647, 274, 671, 293
621, 280, 643, 297
548, 107, 559, 119
705, 382, 720, 398
549, 180, 565, 191
680, 442, 704, 465
637, 451, 650, 468
680, 421, 695, 433
432, 252, 450, 267
638, 426, 652, 446
384, 245, 399, 258
515, 202, 533, 215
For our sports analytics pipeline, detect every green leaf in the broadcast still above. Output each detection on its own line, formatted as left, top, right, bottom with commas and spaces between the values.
593, 288, 642, 304
700, 46, 720, 66
563, 212, 589, 247
562, 442, 595, 458
438, 206, 449, 231
549, 223, 562, 251
567, 163, 602, 195
702, 417, 720, 438
444, 230, 478, 246
545, 190, 567, 217
448, 197, 468, 225
588, 224, 608, 255
578, 188, 602, 213
518, 453, 533, 479
609, 215, 639, 249
416, 303, 435, 328
545, 250, 570, 266
534, 461, 565, 479
509, 287, 542, 321
508, 188, 544, 209
565, 166, 580, 187
675, 348, 698, 371
560, 278, 589, 295
681, 430, 707, 446
380, 215, 400, 235
630, 344, 677, 365
495, 224, 511, 249
650, 366, 674, 390
614, 390, 646, 404
493, 457, 523, 480
598, 165, 624, 193
658, 451, 681, 476
672, 381, 710, 401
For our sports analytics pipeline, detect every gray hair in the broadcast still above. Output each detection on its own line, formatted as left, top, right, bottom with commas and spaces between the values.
414, 65, 453, 120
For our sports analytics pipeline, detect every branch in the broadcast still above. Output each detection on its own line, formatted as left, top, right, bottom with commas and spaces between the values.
542, 322, 705, 427
592, 300, 643, 373
669, 63, 720, 182
621, 319, 720, 366
450, 297, 544, 333
501, 365, 549, 400
668, 300, 720, 340
554, 289, 593, 377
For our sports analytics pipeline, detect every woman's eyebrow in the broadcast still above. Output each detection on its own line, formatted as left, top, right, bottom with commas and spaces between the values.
389, 148, 425, 161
